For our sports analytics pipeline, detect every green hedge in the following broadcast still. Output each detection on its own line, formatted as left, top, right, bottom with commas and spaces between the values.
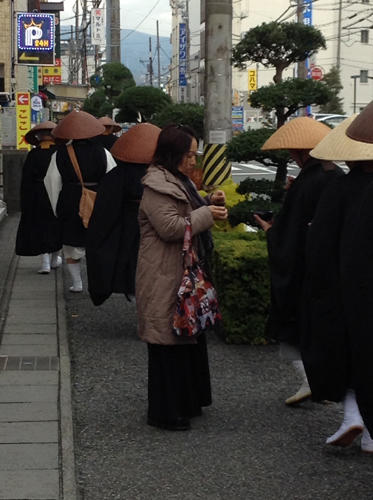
212, 231, 271, 345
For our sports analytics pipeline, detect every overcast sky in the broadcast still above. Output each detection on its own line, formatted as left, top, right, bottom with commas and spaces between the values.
61, 0, 172, 38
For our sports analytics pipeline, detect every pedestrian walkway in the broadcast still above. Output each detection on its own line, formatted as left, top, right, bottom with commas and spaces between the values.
0, 215, 77, 500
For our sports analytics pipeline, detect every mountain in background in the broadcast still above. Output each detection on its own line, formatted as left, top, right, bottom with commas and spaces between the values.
121, 29, 171, 85
59, 27, 171, 86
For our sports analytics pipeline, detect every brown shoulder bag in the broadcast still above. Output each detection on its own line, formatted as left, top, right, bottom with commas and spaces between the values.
67, 144, 97, 229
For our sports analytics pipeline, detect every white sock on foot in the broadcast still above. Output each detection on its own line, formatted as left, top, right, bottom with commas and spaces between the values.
67, 263, 83, 292
50, 252, 62, 269
285, 360, 312, 405
38, 253, 50, 274
326, 389, 364, 446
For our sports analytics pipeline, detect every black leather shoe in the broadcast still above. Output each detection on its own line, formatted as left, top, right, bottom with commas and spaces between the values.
147, 417, 191, 431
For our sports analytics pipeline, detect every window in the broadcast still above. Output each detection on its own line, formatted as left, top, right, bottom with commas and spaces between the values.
0, 64, 4, 92
360, 70, 369, 83
361, 30, 369, 43
362, 0, 370, 4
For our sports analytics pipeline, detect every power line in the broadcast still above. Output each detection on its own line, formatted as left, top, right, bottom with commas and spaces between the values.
120, 0, 162, 42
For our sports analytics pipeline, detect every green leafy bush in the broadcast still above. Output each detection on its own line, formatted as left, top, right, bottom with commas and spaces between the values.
212, 232, 270, 344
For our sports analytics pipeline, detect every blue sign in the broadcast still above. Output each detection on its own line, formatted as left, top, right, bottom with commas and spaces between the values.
17, 13, 55, 52
179, 23, 187, 87
232, 106, 244, 131
303, 1, 312, 114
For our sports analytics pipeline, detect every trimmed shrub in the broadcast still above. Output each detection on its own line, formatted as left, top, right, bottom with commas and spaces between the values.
212, 231, 271, 344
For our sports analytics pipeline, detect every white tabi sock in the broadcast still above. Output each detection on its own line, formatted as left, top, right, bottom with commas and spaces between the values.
50, 252, 62, 269
67, 263, 83, 292
326, 389, 364, 446
38, 253, 51, 274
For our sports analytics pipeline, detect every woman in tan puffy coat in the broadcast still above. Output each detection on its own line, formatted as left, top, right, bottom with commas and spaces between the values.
136, 124, 228, 431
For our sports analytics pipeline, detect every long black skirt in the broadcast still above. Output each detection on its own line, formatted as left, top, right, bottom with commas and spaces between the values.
147, 334, 212, 424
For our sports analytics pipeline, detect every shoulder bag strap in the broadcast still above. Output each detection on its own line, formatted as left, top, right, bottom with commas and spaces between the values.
182, 216, 194, 269
67, 144, 84, 188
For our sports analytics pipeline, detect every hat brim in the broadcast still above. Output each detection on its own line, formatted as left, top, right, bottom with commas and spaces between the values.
25, 121, 56, 146
310, 114, 373, 161
261, 117, 331, 151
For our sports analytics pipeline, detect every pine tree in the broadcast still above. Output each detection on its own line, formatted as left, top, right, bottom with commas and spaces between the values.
318, 66, 345, 115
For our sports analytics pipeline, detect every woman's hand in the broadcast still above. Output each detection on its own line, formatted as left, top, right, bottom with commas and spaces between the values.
208, 205, 228, 220
210, 190, 226, 206
254, 214, 273, 232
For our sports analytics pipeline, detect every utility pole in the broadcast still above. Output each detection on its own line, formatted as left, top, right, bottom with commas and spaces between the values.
336, 0, 342, 69
202, 0, 232, 187
82, 0, 88, 84
149, 37, 153, 86
186, 0, 190, 102
297, 0, 307, 117
296, 0, 307, 79
156, 21, 161, 87
106, 0, 112, 62
111, 0, 121, 62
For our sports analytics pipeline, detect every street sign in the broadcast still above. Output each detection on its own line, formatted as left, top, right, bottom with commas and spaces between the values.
232, 106, 244, 132
16, 92, 31, 151
91, 9, 105, 46
16, 13, 55, 66
310, 66, 324, 81
31, 95, 43, 112
248, 69, 257, 93
43, 58, 62, 84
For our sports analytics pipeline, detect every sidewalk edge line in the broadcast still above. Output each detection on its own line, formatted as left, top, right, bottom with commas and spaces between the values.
0, 252, 19, 345
56, 267, 80, 500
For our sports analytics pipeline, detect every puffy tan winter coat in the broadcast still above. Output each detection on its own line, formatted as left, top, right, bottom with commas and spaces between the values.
136, 165, 214, 345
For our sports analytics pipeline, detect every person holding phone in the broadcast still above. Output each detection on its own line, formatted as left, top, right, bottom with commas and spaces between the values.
254, 117, 344, 405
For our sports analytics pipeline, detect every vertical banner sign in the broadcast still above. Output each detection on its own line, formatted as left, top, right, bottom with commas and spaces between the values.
248, 69, 257, 94
232, 106, 244, 133
303, 1, 313, 114
43, 58, 62, 84
91, 9, 105, 45
179, 23, 187, 102
17, 13, 55, 66
16, 92, 31, 151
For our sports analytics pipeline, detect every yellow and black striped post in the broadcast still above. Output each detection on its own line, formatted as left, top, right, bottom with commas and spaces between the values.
202, 143, 231, 187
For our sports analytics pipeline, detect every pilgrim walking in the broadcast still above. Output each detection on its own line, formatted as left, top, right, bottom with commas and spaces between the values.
44, 110, 116, 292
254, 117, 344, 405
94, 116, 121, 150
86, 123, 161, 306
16, 121, 62, 274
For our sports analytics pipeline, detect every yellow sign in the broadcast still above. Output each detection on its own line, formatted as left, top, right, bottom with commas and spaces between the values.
248, 69, 257, 93
16, 91, 31, 151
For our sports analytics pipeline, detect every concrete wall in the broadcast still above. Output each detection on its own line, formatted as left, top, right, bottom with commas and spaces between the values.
3, 150, 27, 212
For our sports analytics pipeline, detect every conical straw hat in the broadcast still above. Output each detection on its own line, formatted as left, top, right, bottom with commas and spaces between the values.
52, 110, 105, 140
98, 116, 122, 133
25, 121, 56, 146
309, 114, 373, 161
261, 117, 331, 151
110, 123, 161, 164
346, 100, 373, 143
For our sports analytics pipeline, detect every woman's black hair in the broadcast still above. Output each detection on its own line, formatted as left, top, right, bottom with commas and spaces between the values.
151, 123, 198, 176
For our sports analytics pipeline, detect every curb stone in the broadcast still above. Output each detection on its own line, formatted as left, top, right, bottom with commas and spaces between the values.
56, 267, 79, 500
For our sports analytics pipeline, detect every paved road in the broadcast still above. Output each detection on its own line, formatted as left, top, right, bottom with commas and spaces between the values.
65, 262, 373, 500
231, 162, 349, 183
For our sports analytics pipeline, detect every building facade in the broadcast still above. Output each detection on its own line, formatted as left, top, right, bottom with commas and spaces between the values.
170, 0, 373, 117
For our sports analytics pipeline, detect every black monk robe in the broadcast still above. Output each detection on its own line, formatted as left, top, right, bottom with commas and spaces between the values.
265, 160, 344, 345
340, 175, 373, 437
16, 144, 62, 256
301, 166, 373, 404
86, 161, 147, 306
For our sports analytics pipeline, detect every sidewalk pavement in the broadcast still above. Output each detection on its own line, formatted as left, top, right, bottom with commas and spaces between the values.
0, 214, 77, 500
